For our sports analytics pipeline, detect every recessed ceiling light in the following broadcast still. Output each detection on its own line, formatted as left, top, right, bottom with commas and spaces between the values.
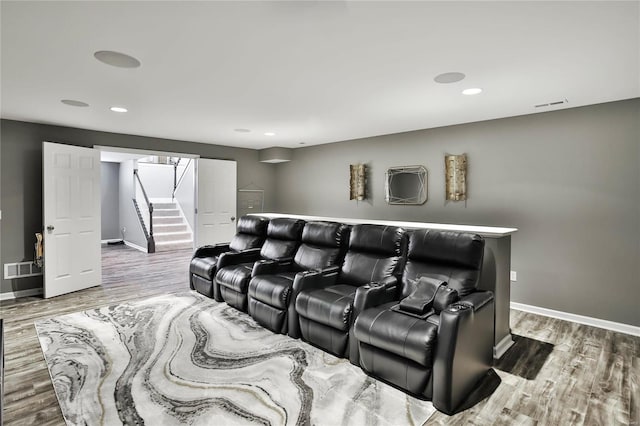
234, 128, 251, 133
462, 88, 482, 95
434, 72, 466, 84
61, 99, 89, 107
264, 132, 276, 136
94, 51, 141, 68
110, 106, 128, 113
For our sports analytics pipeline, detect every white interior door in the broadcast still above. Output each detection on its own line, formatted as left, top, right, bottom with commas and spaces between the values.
196, 158, 237, 246
43, 142, 101, 298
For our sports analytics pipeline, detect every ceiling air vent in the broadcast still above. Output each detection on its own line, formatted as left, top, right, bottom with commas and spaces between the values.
535, 99, 568, 108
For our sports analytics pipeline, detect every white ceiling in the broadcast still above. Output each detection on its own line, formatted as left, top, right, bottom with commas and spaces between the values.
1, 1, 638, 150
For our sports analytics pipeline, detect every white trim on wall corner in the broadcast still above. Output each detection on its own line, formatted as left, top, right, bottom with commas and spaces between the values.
511, 302, 640, 337
124, 240, 148, 253
0, 287, 43, 301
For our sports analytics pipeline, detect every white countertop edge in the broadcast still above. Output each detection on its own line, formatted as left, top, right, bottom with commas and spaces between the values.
249, 213, 518, 238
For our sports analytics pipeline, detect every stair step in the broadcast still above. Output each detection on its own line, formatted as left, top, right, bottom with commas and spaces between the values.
153, 209, 180, 217
153, 231, 192, 243
153, 202, 177, 210
154, 223, 188, 233
155, 239, 194, 252
154, 216, 184, 225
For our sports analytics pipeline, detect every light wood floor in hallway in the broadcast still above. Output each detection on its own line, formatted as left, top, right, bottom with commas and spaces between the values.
1, 245, 638, 425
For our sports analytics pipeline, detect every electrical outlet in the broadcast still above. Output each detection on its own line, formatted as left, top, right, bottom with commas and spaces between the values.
510, 271, 517, 282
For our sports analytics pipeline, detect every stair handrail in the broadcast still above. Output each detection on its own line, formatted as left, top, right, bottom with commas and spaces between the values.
133, 169, 154, 245
172, 158, 192, 201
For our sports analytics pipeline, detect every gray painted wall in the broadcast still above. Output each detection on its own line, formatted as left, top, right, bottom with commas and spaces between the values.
100, 162, 120, 241
0, 119, 277, 294
137, 163, 174, 199
274, 99, 640, 326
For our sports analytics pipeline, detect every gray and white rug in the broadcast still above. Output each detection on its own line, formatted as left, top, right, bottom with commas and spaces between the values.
36, 292, 435, 426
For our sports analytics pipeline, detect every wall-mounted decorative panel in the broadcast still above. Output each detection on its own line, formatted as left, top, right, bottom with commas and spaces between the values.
385, 165, 428, 205
349, 164, 366, 201
445, 154, 467, 201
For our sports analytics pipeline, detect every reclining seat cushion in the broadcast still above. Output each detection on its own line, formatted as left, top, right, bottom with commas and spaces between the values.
249, 272, 297, 309
340, 224, 405, 285
295, 284, 357, 331
294, 222, 350, 271
229, 234, 263, 252
354, 303, 438, 367
217, 263, 254, 293
403, 229, 484, 298
228, 215, 270, 252
190, 256, 219, 280
259, 218, 305, 260
236, 215, 270, 235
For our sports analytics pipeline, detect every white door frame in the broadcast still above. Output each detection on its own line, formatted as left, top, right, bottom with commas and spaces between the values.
93, 145, 200, 160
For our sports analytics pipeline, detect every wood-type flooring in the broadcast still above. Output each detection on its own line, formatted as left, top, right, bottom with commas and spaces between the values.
1, 245, 638, 425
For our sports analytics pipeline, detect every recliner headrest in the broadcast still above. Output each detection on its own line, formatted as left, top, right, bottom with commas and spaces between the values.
408, 229, 484, 270
348, 224, 405, 256
266, 218, 305, 240
236, 215, 269, 236
301, 221, 350, 247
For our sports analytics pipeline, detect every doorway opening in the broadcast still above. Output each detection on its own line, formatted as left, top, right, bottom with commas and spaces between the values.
97, 146, 238, 254
99, 148, 196, 253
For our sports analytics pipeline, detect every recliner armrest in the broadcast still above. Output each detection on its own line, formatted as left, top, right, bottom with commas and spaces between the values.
217, 248, 262, 269
304, 265, 341, 288
458, 291, 494, 312
292, 266, 338, 294
252, 257, 294, 276
353, 276, 399, 317
287, 266, 340, 338
433, 290, 494, 415
192, 243, 230, 259
319, 265, 340, 277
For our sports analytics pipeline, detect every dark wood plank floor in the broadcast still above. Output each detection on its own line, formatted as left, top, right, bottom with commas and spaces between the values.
1, 245, 638, 425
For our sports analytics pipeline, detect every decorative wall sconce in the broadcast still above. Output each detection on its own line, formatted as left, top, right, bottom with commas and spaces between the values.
349, 164, 366, 201
445, 154, 467, 201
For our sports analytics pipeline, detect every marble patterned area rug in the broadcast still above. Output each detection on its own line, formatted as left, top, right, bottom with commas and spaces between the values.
35, 292, 435, 426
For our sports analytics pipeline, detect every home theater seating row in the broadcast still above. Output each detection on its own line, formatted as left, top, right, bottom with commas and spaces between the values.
189, 215, 494, 415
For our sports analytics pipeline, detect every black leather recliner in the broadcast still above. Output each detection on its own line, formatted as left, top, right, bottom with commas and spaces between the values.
247, 221, 350, 335
352, 229, 493, 415
216, 218, 305, 312
189, 215, 269, 300
295, 224, 406, 363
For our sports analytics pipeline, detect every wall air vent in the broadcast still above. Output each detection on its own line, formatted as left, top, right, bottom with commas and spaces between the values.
4, 261, 42, 279
535, 99, 568, 108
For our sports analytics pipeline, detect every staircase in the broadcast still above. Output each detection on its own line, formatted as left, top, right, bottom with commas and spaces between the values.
151, 202, 193, 252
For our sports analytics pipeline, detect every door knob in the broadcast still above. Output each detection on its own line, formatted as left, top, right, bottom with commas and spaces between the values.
46, 225, 55, 232
231, 217, 236, 221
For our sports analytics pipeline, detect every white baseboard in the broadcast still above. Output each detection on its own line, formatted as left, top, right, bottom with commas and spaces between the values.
124, 240, 148, 253
101, 239, 122, 244
511, 302, 640, 337
0, 287, 43, 300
